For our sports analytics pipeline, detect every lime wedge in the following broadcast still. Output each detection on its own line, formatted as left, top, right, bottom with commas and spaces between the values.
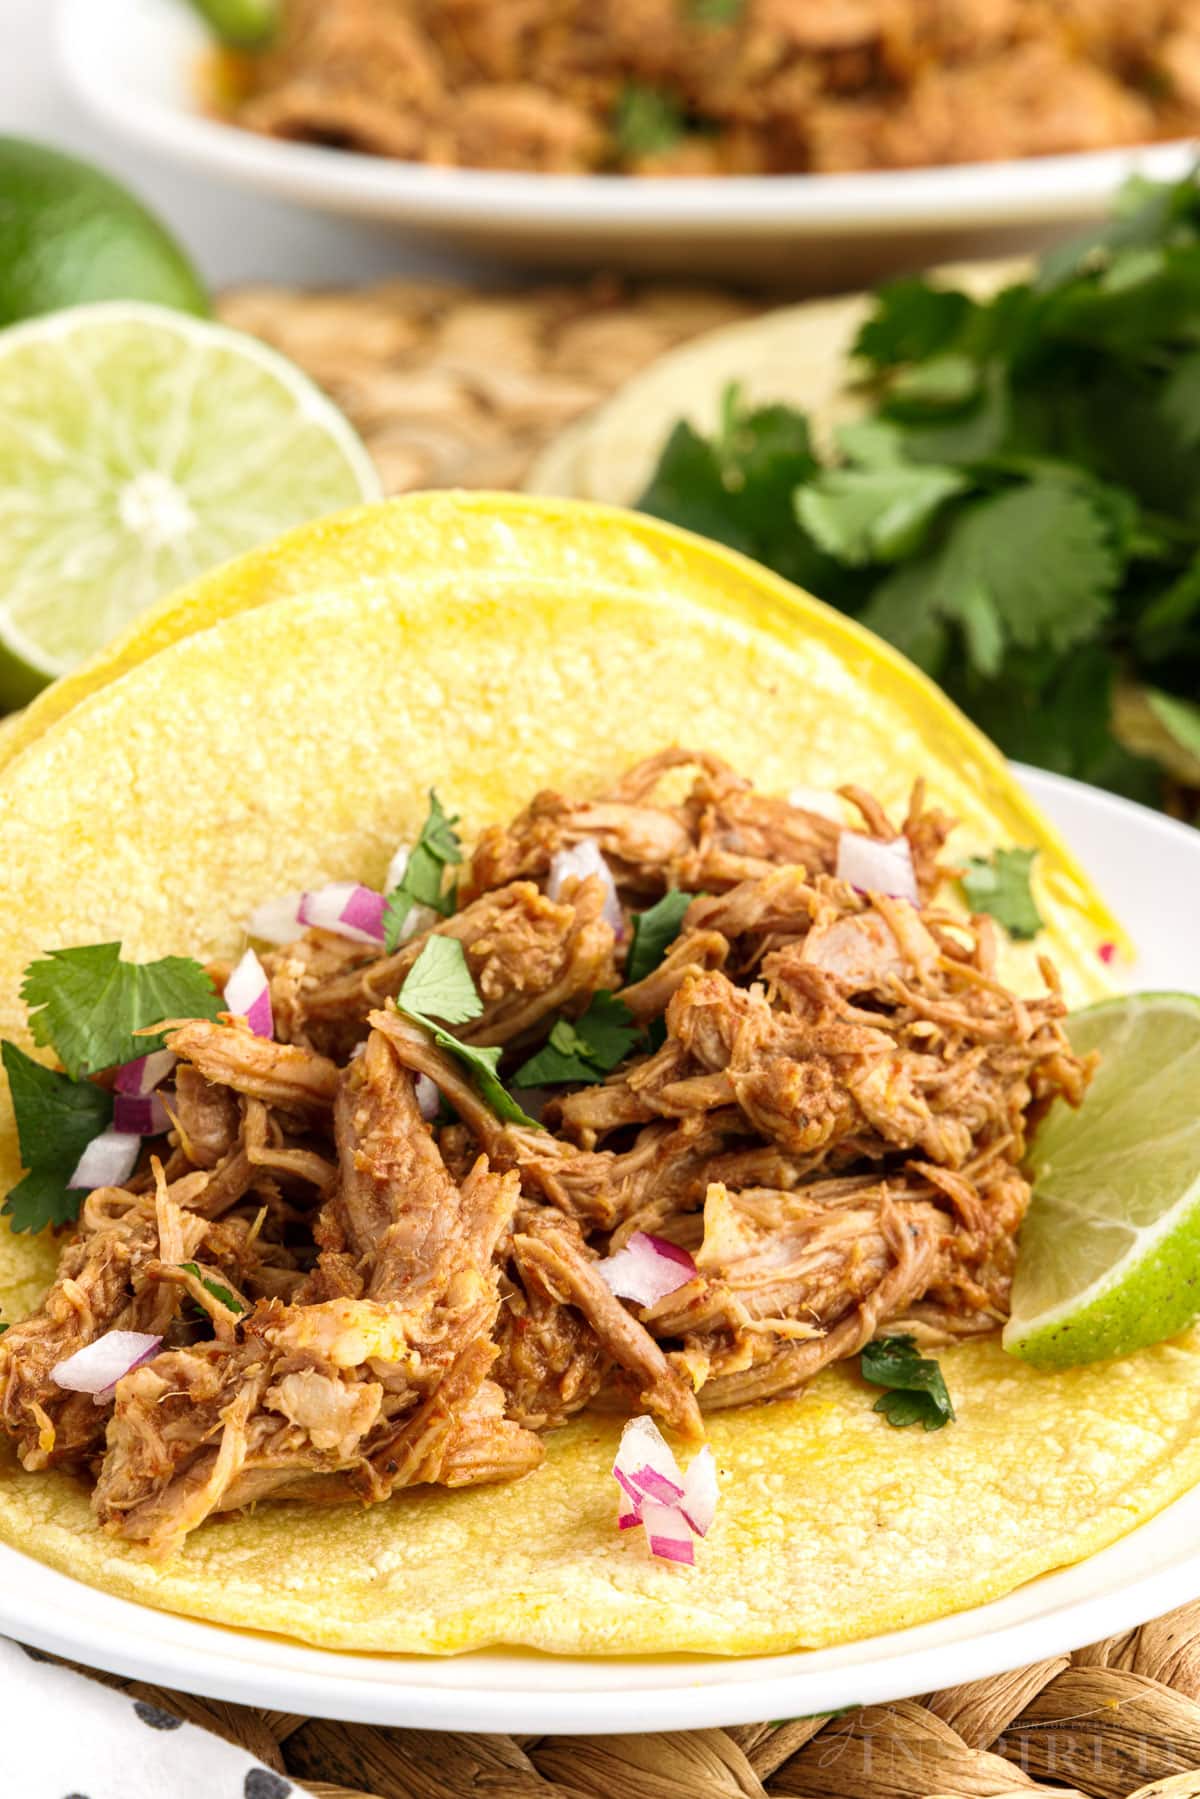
1005, 992, 1200, 1367
0, 301, 380, 705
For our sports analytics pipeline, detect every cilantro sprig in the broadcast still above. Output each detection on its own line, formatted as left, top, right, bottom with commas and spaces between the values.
961, 846, 1043, 940
396, 937, 539, 1128
625, 890, 693, 985
613, 83, 684, 161
179, 1260, 245, 1315
383, 791, 462, 953
21, 944, 222, 1079
1, 1042, 113, 1232
637, 170, 1200, 815
860, 1335, 955, 1431
514, 991, 639, 1088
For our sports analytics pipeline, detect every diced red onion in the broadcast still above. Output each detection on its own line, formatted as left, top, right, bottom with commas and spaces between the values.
680, 1445, 718, 1537
298, 881, 387, 945
51, 1330, 162, 1403
1098, 940, 1116, 966
68, 1128, 141, 1191
640, 1500, 695, 1566
114, 1049, 176, 1096
787, 785, 845, 822
113, 1092, 173, 1137
246, 891, 305, 945
548, 840, 624, 938
223, 947, 273, 1040
600, 1231, 697, 1307
835, 831, 918, 905
415, 1074, 440, 1122
614, 1414, 686, 1507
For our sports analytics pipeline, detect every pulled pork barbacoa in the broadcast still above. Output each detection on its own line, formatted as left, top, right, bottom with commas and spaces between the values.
0, 750, 1092, 1556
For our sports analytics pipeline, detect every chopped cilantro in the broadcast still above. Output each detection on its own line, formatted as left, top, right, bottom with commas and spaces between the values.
613, 83, 684, 160
860, 1335, 954, 1431
179, 1260, 245, 1315
626, 890, 693, 985
689, 0, 741, 21
514, 992, 640, 1087
1, 1041, 113, 1233
21, 944, 221, 1080
961, 847, 1043, 941
383, 791, 462, 952
396, 938, 539, 1129
634, 169, 1200, 814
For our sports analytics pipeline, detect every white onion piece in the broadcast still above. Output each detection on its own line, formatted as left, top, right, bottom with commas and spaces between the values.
385, 843, 410, 893
114, 1049, 176, 1097
835, 831, 919, 905
414, 1074, 440, 1122
600, 1232, 697, 1307
245, 891, 306, 944
548, 840, 624, 938
640, 1500, 695, 1566
51, 1330, 162, 1403
298, 881, 387, 945
787, 785, 846, 823
112, 1092, 173, 1137
680, 1445, 719, 1538
223, 947, 274, 1040
67, 1128, 141, 1192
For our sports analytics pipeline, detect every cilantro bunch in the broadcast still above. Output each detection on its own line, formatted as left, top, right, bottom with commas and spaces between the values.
639, 172, 1200, 815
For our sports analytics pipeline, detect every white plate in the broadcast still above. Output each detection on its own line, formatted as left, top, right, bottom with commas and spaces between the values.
57, 0, 1200, 284
1, 766, 1196, 1732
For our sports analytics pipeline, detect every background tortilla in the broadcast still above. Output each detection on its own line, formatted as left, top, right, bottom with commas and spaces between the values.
0, 494, 1160, 1656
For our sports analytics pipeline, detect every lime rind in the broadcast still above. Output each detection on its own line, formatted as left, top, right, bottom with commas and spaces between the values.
1005, 991, 1200, 1367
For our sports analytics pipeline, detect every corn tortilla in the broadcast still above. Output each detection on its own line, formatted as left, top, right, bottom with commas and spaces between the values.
0, 494, 1175, 1658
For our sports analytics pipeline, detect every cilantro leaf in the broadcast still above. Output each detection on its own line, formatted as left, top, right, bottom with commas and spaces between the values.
860, 1334, 954, 1432
854, 278, 971, 370
961, 847, 1043, 940
396, 938, 538, 1128
384, 791, 462, 952
395, 935, 482, 1026
179, 1260, 245, 1315
1, 1041, 113, 1232
21, 944, 222, 1080
514, 991, 640, 1088
689, 0, 741, 19
1144, 687, 1200, 764
626, 889, 693, 985
795, 465, 967, 566
613, 83, 684, 160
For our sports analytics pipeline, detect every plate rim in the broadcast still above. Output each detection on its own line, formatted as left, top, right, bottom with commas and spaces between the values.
2, 765, 1199, 1731
57, 0, 1200, 235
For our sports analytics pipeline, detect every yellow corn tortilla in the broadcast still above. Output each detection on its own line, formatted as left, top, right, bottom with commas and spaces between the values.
0, 492, 1172, 1659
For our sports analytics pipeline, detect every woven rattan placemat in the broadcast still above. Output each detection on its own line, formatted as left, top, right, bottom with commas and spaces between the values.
35, 275, 1196, 1799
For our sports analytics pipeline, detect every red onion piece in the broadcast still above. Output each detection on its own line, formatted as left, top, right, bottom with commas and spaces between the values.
245, 891, 306, 944
613, 1415, 685, 1507
298, 881, 387, 945
680, 1445, 718, 1537
114, 1049, 176, 1097
113, 1092, 172, 1137
1098, 940, 1116, 966
223, 947, 273, 1040
641, 1500, 695, 1566
548, 840, 624, 938
68, 1128, 141, 1191
835, 831, 918, 905
415, 1074, 440, 1122
52, 1330, 162, 1404
600, 1231, 698, 1306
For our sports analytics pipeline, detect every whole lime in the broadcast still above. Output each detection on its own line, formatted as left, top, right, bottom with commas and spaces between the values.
0, 137, 209, 325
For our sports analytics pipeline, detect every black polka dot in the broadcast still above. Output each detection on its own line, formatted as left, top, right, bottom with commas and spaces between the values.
133, 1699, 184, 1730
245, 1774, 291, 1799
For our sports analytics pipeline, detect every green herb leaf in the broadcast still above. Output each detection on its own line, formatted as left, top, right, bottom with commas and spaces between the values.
854, 278, 972, 370
1, 1041, 113, 1232
613, 83, 684, 160
21, 944, 222, 1080
961, 847, 1043, 940
688, 0, 741, 19
1145, 687, 1200, 762
179, 1260, 245, 1315
626, 889, 693, 985
514, 991, 640, 1087
860, 1334, 954, 1432
397, 938, 538, 1128
384, 791, 463, 952
795, 465, 967, 566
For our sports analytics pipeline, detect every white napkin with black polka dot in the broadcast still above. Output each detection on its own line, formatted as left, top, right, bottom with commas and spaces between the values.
2, 1638, 310, 1799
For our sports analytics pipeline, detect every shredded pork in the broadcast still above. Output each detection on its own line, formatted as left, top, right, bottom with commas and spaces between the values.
0, 749, 1093, 1554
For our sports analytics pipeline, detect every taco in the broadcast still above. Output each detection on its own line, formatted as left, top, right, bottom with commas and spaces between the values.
0, 493, 1195, 1659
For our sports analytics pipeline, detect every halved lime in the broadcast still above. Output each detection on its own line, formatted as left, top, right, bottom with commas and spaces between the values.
0, 301, 381, 705
1005, 992, 1200, 1367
